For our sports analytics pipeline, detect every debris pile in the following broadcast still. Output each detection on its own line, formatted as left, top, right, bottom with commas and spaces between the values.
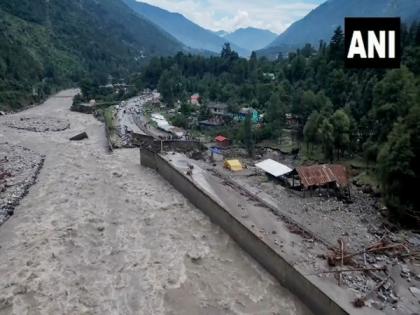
6, 116, 70, 132
0, 143, 44, 225
323, 237, 420, 311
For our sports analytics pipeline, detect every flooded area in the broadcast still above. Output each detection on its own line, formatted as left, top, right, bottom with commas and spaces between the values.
0, 91, 311, 315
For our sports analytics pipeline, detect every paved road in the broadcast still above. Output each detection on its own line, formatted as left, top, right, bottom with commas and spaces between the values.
117, 95, 168, 140
0, 90, 310, 315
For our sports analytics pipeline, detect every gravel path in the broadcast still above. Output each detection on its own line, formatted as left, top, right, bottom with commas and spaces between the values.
0, 90, 310, 315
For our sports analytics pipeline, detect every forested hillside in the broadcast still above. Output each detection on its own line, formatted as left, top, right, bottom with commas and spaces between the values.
0, 0, 184, 111
136, 24, 420, 224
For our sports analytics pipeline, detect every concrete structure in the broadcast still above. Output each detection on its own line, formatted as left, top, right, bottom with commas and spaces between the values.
140, 148, 381, 315
208, 102, 229, 116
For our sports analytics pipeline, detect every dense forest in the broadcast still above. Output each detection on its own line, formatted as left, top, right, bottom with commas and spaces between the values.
0, 0, 184, 111
135, 23, 420, 225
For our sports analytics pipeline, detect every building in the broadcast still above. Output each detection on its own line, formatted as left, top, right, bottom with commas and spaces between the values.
199, 117, 225, 129
255, 159, 293, 179
208, 102, 229, 116
238, 107, 260, 123
285, 113, 299, 127
293, 164, 349, 190
214, 135, 230, 147
190, 93, 201, 106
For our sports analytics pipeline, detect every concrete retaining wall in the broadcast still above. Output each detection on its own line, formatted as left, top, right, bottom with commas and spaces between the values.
132, 133, 155, 148
135, 136, 204, 153
140, 147, 157, 169
159, 140, 205, 153
140, 149, 356, 315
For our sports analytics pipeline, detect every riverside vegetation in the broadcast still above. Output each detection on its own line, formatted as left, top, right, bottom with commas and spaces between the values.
0, 0, 183, 111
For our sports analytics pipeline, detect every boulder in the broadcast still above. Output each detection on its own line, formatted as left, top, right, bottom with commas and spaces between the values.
70, 132, 88, 141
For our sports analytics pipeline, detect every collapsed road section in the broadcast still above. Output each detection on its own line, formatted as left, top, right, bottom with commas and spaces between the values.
141, 147, 384, 315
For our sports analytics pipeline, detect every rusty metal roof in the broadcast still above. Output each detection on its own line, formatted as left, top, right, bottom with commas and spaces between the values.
296, 164, 349, 189
215, 135, 228, 142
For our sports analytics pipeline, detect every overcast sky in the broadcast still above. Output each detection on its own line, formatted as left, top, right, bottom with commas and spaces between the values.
140, 0, 324, 34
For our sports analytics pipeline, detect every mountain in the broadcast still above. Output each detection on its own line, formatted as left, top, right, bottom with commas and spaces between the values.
268, 0, 420, 49
224, 27, 278, 51
122, 0, 250, 57
214, 30, 229, 37
0, 0, 184, 110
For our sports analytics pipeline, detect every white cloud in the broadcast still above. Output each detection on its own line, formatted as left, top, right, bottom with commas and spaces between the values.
139, 0, 321, 33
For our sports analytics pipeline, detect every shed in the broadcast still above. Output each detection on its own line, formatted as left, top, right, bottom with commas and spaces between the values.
295, 164, 349, 189
224, 160, 243, 172
215, 135, 230, 147
255, 159, 292, 178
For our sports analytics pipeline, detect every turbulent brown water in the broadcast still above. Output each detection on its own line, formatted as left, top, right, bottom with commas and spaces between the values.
0, 90, 311, 315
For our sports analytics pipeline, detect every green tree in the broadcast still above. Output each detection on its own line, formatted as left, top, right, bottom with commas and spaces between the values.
319, 118, 334, 161
372, 67, 417, 142
170, 114, 188, 128
244, 114, 254, 157
377, 103, 420, 225
158, 66, 183, 106
331, 109, 351, 159
265, 92, 286, 138
329, 26, 345, 63
80, 79, 98, 100
303, 111, 321, 152
377, 122, 415, 222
